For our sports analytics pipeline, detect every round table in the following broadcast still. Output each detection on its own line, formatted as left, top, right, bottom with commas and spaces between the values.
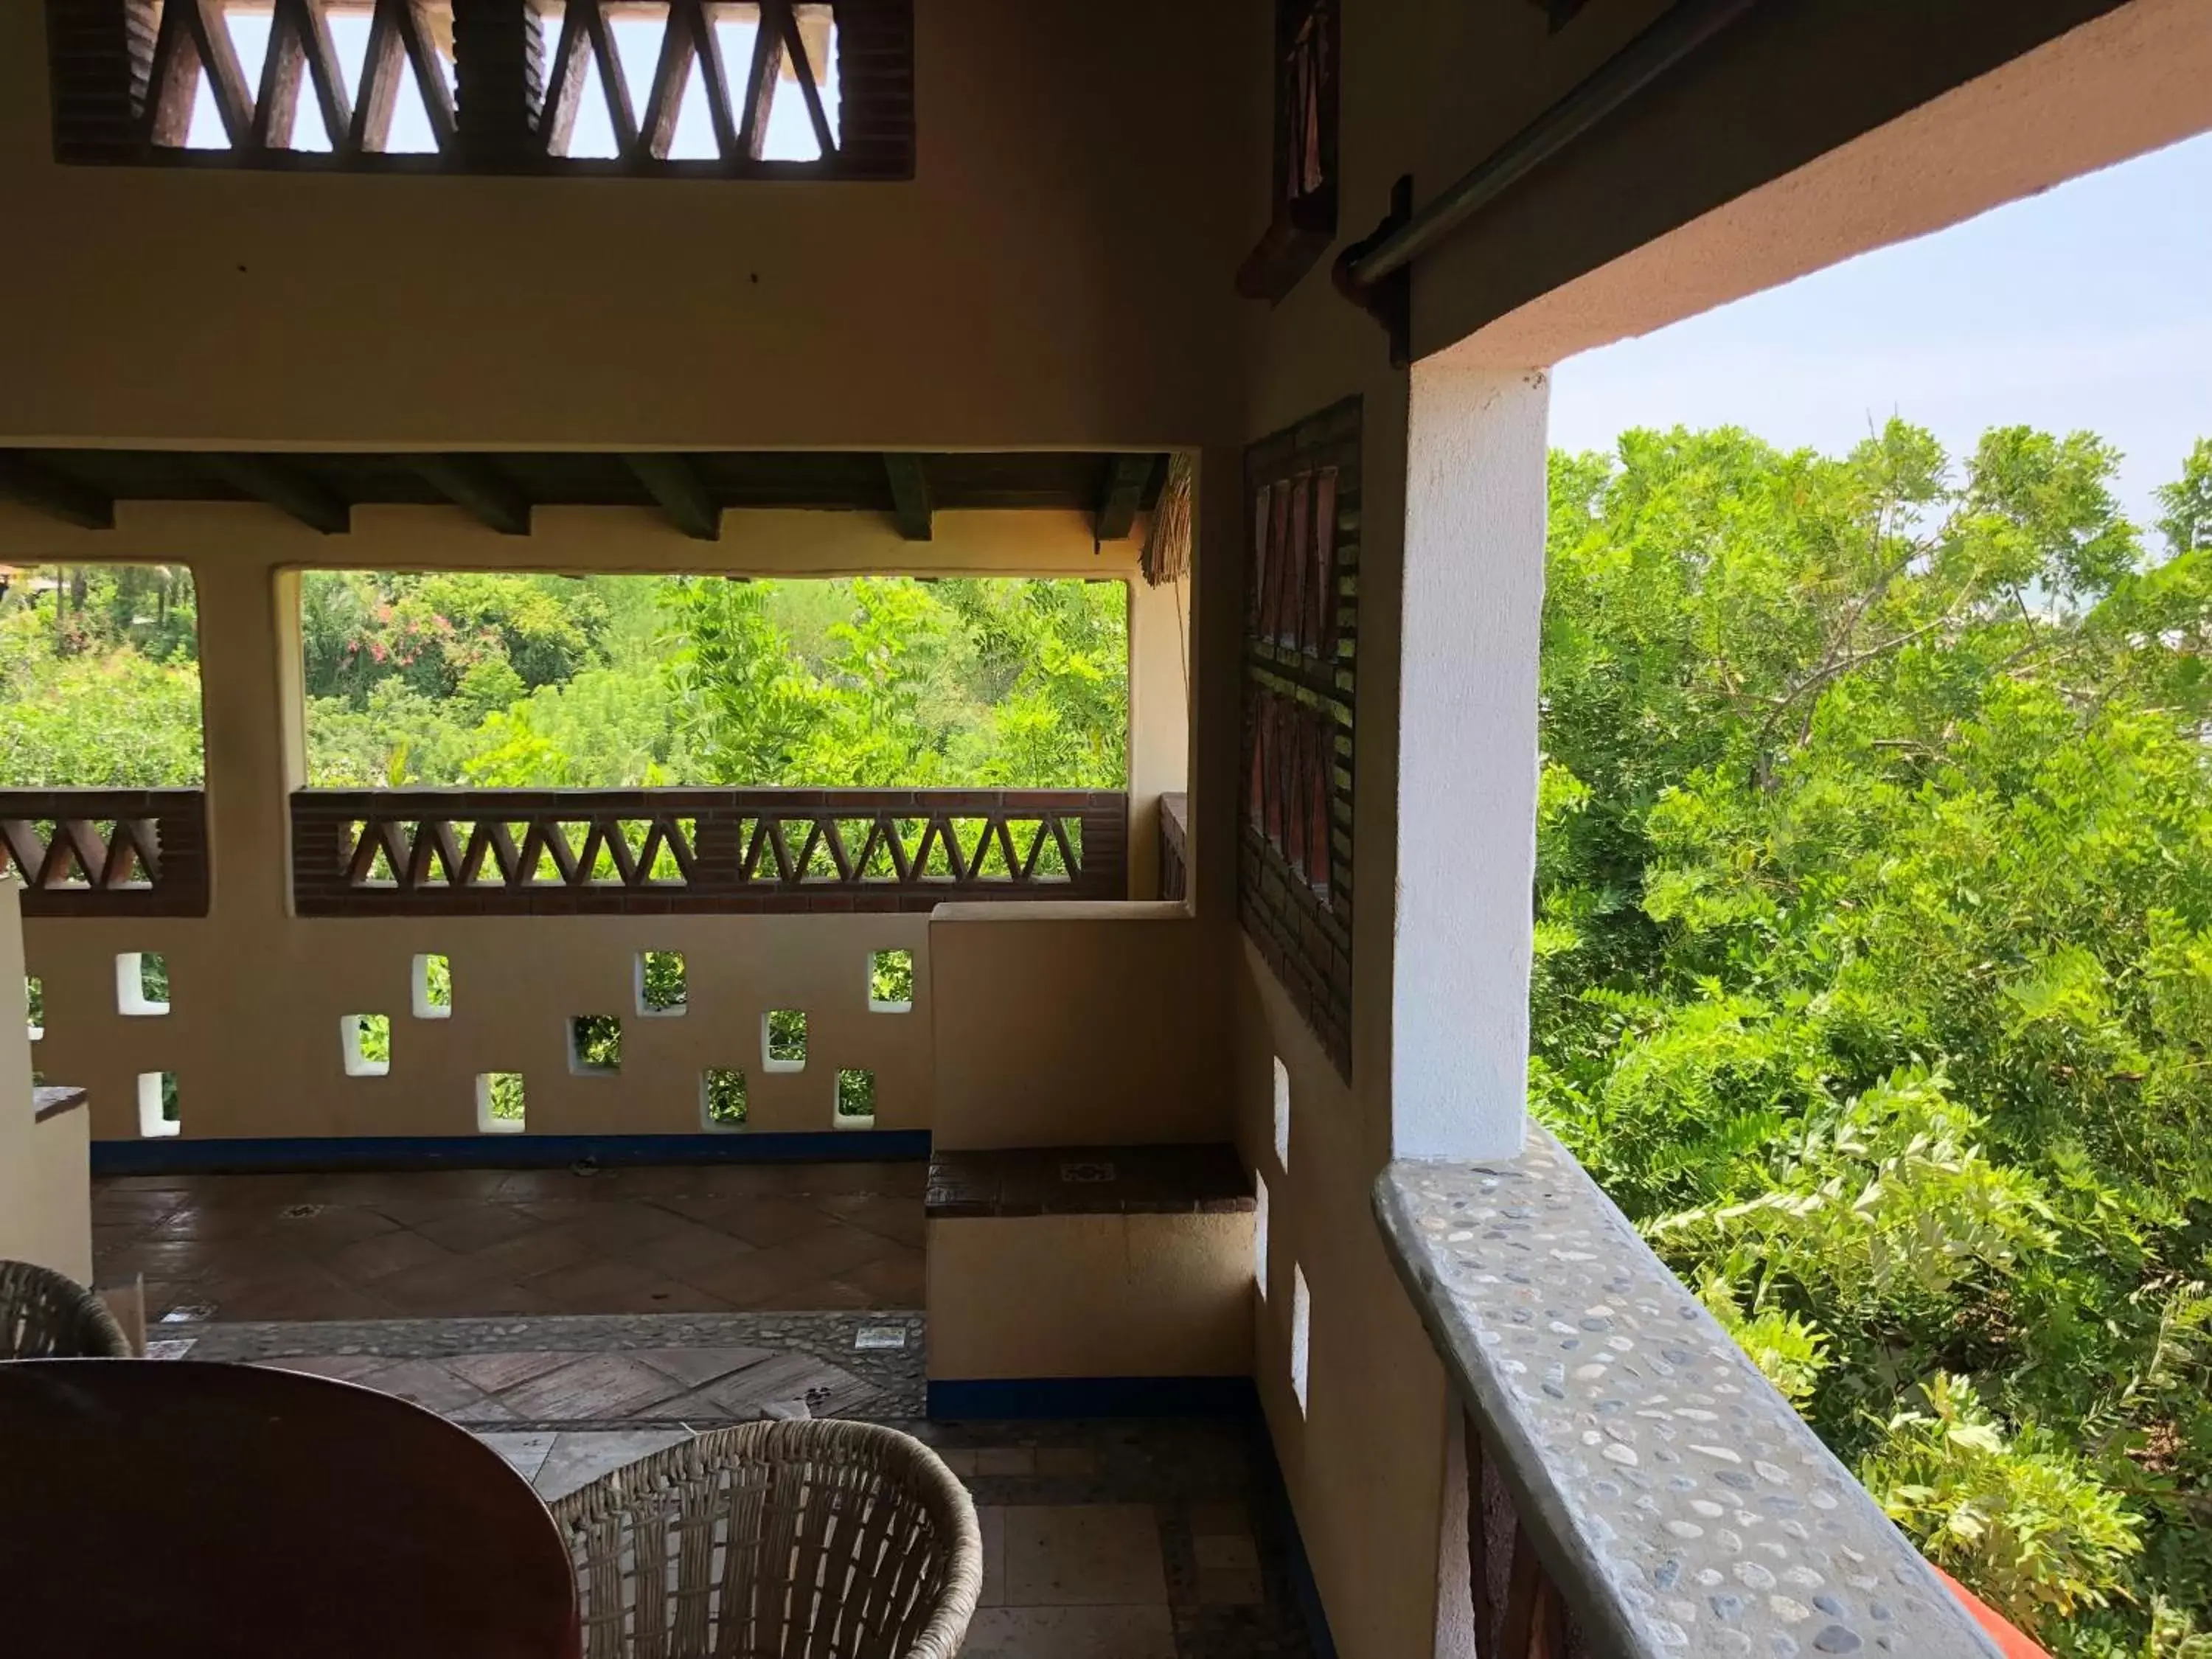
0, 1359, 578, 1658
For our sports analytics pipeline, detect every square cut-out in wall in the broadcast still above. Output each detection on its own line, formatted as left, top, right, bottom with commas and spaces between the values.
411, 954, 452, 1020
702, 1068, 748, 1130
1291, 1262, 1312, 1416
341, 1013, 392, 1078
763, 1010, 807, 1073
637, 951, 687, 1017
477, 1072, 525, 1134
136, 1071, 180, 1138
1253, 1170, 1271, 1302
1271, 1056, 1291, 1172
868, 950, 914, 1014
569, 1015, 622, 1075
24, 976, 42, 1042
116, 952, 170, 1018
835, 1068, 877, 1129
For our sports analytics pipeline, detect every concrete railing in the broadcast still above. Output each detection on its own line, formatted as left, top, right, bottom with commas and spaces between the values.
1374, 1130, 2006, 1659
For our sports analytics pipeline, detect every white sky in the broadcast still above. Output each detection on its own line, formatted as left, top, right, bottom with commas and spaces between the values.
191, 8, 834, 163
1548, 128, 2212, 536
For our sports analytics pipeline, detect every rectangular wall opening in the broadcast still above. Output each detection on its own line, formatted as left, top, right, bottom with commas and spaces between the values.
136, 1071, 180, 1138
299, 573, 1128, 793
0, 564, 204, 788
1272, 1056, 1291, 1172
702, 1068, 748, 1130
341, 1013, 392, 1077
637, 951, 688, 1016
1291, 1262, 1312, 1416
476, 1072, 525, 1134
411, 953, 452, 1019
1253, 1170, 1271, 1302
116, 951, 170, 1017
868, 950, 914, 1013
763, 1010, 807, 1073
569, 1015, 622, 1075
835, 1068, 876, 1129
24, 976, 41, 1042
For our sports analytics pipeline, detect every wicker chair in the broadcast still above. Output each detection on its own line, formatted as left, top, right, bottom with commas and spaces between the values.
0, 1260, 131, 1360
550, 1419, 982, 1659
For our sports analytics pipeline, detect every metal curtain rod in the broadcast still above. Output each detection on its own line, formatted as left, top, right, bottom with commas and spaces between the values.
1344, 0, 1767, 289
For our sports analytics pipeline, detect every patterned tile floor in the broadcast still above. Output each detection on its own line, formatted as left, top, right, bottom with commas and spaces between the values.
91, 1161, 925, 1322
148, 1310, 1316, 1658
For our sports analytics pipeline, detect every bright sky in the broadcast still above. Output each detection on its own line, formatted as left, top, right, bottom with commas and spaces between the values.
191, 8, 835, 164
1548, 128, 2212, 536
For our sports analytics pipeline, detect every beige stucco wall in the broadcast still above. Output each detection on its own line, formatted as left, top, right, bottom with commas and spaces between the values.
0, 4, 1256, 452
926, 1212, 1253, 1382
1, 884, 94, 1282
7, 507, 1183, 1144
928, 900, 1231, 1152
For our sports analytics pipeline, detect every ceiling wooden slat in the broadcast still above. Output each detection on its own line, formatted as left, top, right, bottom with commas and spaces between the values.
0, 456, 114, 531
1094, 454, 1156, 542
883, 455, 933, 541
204, 455, 352, 534
622, 454, 719, 540
411, 456, 532, 535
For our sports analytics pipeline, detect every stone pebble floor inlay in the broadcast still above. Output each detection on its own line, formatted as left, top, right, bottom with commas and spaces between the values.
1374, 1130, 2005, 1659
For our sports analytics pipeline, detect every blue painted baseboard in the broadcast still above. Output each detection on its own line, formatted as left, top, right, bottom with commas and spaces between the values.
89, 1129, 932, 1176
925, 1374, 1259, 1420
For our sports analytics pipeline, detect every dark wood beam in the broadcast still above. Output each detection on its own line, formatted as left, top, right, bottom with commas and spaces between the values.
623, 454, 718, 540
205, 455, 352, 534
0, 456, 114, 531
883, 454, 933, 542
1094, 454, 1155, 543
411, 456, 532, 535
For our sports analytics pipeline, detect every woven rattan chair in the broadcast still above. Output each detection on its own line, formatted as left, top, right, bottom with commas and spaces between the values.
550, 1419, 982, 1659
0, 1260, 131, 1359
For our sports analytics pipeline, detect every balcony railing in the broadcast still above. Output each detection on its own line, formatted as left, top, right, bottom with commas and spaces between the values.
291, 788, 1128, 916
1159, 790, 1189, 902
0, 791, 209, 917
1374, 1129, 2006, 1659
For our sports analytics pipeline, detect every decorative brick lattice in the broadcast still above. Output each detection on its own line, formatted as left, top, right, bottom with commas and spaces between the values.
292, 788, 1127, 916
43, 0, 915, 180
0, 790, 210, 917
1239, 397, 1358, 1077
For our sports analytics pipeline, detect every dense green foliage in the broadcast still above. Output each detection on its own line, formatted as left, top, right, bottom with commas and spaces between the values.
299, 571, 1129, 790
0, 567, 1127, 791
1537, 423, 2212, 1654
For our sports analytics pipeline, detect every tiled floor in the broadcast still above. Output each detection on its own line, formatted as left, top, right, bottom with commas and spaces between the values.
487, 1418, 1316, 1659
91, 1161, 925, 1322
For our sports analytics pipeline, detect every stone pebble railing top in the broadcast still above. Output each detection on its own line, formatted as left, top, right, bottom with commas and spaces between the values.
1374, 1128, 2004, 1659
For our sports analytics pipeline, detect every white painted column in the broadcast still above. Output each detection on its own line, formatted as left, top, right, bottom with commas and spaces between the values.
1126, 572, 1192, 899
1392, 361, 1551, 1161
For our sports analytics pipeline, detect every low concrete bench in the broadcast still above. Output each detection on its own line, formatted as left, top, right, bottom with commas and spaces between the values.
923, 1143, 1257, 1416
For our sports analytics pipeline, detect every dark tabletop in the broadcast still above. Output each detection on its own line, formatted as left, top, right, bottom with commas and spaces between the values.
0, 1359, 578, 1659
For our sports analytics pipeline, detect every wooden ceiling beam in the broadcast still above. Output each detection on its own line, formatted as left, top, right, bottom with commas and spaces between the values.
883, 455, 933, 542
0, 455, 114, 531
411, 456, 532, 535
205, 455, 352, 534
1094, 454, 1155, 543
623, 454, 719, 540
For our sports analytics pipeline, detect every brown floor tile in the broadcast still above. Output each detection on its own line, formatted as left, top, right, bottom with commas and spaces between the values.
1001, 1505, 1169, 1606
406, 1205, 549, 1256
257, 1353, 394, 1382
324, 1228, 457, 1284
91, 1162, 928, 1322
350, 1358, 500, 1417
522, 1256, 679, 1310
815, 1192, 927, 1247
960, 1606, 1177, 1658
447, 1350, 580, 1394
838, 1251, 926, 1307
463, 1224, 598, 1281
630, 1346, 779, 1389
497, 1354, 684, 1420
618, 1217, 758, 1280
